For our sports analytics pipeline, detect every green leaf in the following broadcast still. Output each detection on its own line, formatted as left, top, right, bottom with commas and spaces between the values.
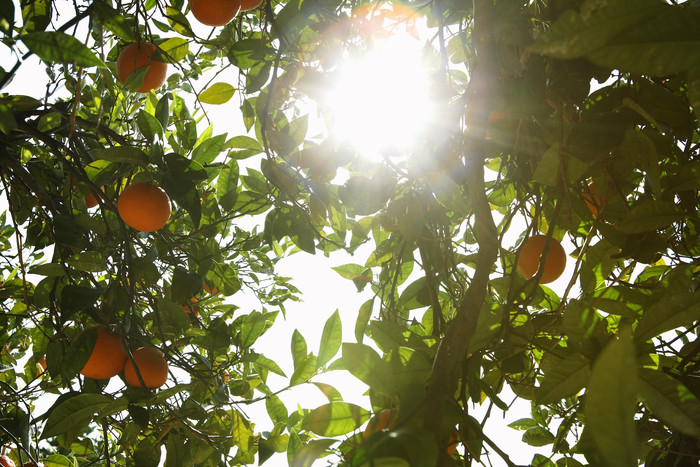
635, 292, 700, 343
312, 382, 343, 403
157, 37, 189, 62
290, 354, 317, 386
241, 352, 286, 377
618, 200, 684, 234
528, 0, 663, 59
217, 159, 239, 211
317, 310, 342, 367
62, 327, 98, 380
290, 439, 337, 467
61, 285, 103, 317
137, 109, 163, 143
91, 146, 148, 165
93, 1, 136, 41
341, 343, 391, 394
689, 67, 700, 111
161, 174, 201, 228
227, 37, 274, 69
22, 31, 106, 68
28, 263, 65, 276
165, 6, 194, 37
232, 410, 253, 453
42, 393, 112, 440
239, 311, 267, 348
199, 82, 236, 105
291, 329, 308, 370
586, 8, 700, 76
227, 135, 263, 151
522, 426, 556, 447
266, 394, 288, 425
584, 330, 637, 467
192, 133, 227, 164
536, 353, 590, 405
637, 369, 700, 438
22, 0, 51, 33
301, 402, 369, 437
354, 298, 373, 344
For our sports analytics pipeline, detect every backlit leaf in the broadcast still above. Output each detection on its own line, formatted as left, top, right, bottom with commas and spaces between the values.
301, 402, 369, 437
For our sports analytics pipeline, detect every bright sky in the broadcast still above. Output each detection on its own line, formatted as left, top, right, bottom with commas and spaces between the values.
0, 2, 577, 465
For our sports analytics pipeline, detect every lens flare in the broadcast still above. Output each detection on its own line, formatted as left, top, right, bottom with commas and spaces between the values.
324, 5, 432, 161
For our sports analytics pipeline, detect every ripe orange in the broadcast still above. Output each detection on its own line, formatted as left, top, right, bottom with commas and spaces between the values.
202, 283, 220, 295
80, 326, 128, 380
117, 182, 171, 232
189, 0, 242, 26
116, 42, 168, 93
124, 347, 169, 389
240, 0, 264, 11
183, 298, 200, 317
36, 356, 46, 377
446, 430, 459, 456
582, 182, 604, 217
464, 108, 508, 139
0, 455, 15, 467
71, 177, 103, 209
517, 234, 567, 284
363, 408, 398, 439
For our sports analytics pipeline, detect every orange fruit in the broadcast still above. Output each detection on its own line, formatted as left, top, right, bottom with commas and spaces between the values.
446, 430, 459, 456
189, 0, 242, 26
22, 463, 43, 467
202, 283, 221, 296
80, 326, 128, 380
240, 0, 263, 11
363, 408, 398, 439
117, 182, 171, 232
183, 298, 200, 317
517, 234, 567, 284
36, 356, 46, 376
464, 108, 508, 139
116, 42, 168, 93
124, 347, 169, 389
71, 177, 103, 209
582, 182, 604, 217
0, 455, 15, 467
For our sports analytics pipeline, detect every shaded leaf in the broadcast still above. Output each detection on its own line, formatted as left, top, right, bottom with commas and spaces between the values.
584, 331, 637, 467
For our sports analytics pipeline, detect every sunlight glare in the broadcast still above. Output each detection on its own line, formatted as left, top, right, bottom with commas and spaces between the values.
327, 33, 432, 160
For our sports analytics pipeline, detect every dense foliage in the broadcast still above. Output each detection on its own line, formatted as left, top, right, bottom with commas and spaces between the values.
1, 0, 699, 465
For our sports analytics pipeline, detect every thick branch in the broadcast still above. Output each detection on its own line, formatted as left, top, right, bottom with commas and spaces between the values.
424, 0, 500, 463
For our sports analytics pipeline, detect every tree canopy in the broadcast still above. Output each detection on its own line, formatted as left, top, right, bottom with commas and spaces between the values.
1, 0, 700, 466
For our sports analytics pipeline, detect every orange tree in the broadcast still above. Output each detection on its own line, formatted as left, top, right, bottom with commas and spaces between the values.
1, 0, 700, 466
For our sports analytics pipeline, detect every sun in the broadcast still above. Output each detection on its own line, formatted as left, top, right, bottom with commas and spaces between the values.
324, 7, 433, 161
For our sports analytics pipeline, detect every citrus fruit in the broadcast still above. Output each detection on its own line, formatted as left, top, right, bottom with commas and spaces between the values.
446, 430, 459, 456
117, 182, 171, 232
582, 182, 604, 217
363, 408, 398, 439
189, 0, 242, 26
36, 356, 46, 377
464, 107, 507, 139
517, 234, 567, 284
80, 326, 128, 380
116, 42, 168, 93
124, 347, 169, 389
71, 177, 103, 209
202, 283, 220, 295
183, 298, 200, 317
0, 455, 15, 467
240, 0, 264, 11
